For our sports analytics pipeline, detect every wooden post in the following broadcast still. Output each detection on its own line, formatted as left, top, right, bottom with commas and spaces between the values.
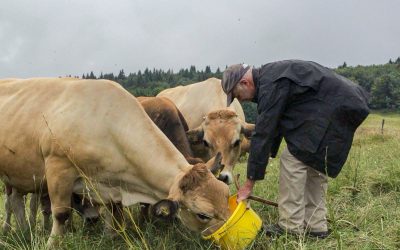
381, 119, 385, 135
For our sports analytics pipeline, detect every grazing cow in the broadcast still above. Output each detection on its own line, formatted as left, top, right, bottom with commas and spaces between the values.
157, 78, 255, 183
1, 96, 204, 231
0, 78, 230, 248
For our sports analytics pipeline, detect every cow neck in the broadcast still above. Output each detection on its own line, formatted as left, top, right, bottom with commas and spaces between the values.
116, 104, 192, 200
147, 161, 192, 200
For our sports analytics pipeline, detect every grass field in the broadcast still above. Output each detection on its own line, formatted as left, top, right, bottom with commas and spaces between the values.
0, 112, 399, 250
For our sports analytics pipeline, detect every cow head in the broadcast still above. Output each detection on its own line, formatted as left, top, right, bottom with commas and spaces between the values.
152, 155, 230, 234
186, 109, 254, 184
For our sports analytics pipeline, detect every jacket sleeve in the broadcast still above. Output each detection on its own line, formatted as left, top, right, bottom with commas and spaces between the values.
247, 78, 291, 180
270, 133, 283, 158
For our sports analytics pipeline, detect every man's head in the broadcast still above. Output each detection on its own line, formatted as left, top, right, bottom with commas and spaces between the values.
221, 64, 255, 106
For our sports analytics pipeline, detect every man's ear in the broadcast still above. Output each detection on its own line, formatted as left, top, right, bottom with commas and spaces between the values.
152, 199, 179, 220
239, 79, 249, 87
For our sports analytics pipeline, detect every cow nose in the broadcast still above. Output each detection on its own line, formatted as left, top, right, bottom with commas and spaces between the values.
218, 174, 230, 184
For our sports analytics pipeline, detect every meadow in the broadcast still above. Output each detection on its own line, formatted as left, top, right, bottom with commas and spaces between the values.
0, 112, 399, 250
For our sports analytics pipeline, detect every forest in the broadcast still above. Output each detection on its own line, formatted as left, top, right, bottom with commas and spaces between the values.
80, 58, 400, 123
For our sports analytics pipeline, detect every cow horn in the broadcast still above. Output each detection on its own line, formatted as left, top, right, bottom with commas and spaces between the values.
210, 152, 224, 176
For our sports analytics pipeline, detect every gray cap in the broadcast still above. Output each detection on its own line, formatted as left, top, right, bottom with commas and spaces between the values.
221, 64, 250, 106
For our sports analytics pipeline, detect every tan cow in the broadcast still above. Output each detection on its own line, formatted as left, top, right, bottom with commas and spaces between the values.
157, 78, 255, 184
2, 96, 205, 232
157, 77, 246, 129
0, 78, 230, 248
187, 109, 253, 183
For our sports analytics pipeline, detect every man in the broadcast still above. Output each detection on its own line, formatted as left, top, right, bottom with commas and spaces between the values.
221, 60, 369, 238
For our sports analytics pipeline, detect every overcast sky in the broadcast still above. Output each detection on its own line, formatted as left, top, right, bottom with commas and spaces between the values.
1, 0, 399, 78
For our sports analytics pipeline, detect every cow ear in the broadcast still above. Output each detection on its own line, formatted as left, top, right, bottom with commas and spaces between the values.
186, 126, 204, 145
152, 199, 179, 220
179, 164, 209, 193
206, 152, 225, 176
241, 122, 255, 138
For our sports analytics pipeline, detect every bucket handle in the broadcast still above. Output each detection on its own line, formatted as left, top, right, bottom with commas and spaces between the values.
234, 174, 278, 208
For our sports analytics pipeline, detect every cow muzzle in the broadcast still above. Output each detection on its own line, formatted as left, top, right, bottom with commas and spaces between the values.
217, 171, 232, 184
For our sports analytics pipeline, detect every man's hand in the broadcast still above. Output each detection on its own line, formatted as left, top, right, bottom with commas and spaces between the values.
237, 179, 256, 203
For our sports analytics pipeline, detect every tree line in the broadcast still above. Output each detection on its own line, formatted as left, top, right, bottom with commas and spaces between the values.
82, 66, 222, 97
336, 57, 400, 110
80, 58, 400, 122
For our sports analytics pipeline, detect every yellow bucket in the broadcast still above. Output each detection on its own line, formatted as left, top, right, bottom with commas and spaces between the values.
202, 194, 262, 250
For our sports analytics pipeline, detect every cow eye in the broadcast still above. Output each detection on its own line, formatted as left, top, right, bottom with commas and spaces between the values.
203, 140, 210, 148
196, 213, 212, 221
232, 139, 240, 147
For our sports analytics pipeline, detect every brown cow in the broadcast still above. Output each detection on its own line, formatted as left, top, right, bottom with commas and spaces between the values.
138, 96, 203, 165
0, 78, 230, 248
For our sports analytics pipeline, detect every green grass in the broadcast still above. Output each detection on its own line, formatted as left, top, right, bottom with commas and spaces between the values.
0, 112, 399, 249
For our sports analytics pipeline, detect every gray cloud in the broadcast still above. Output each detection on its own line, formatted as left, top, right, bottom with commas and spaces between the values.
1, 0, 399, 78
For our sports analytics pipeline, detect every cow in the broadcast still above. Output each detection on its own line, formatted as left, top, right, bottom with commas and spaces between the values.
157, 78, 246, 129
1, 96, 205, 232
0, 78, 230, 248
157, 78, 255, 184
187, 109, 254, 184
137, 96, 203, 165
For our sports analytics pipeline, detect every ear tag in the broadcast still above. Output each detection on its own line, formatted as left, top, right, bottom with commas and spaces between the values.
159, 206, 170, 216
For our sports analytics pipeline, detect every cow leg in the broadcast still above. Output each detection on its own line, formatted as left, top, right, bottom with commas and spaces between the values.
29, 193, 39, 230
104, 202, 124, 237
10, 188, 28, 232
41, 194, 52, 231
45, 157, 78, 248
139, 203, 151, 224
30, 193, 52, 231
2, 186, 12, 233
65, 211, 74, 232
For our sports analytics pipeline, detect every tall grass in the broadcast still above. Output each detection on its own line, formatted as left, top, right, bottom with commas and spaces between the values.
0, 112, 399, 249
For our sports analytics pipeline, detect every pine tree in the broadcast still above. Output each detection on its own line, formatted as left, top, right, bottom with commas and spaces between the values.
89, 71, 96, 79
118, 69, 126, 80
339, 62, 347, 68
205, 65, 211, 74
